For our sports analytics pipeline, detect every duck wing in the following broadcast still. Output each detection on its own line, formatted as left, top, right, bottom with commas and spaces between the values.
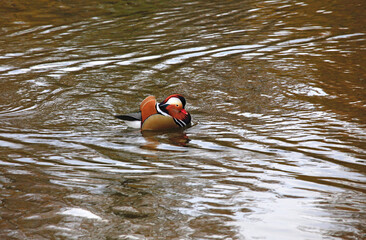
115, 112, 141, 121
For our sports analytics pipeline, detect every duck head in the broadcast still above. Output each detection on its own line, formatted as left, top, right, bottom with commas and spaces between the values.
158, 94, 191, 127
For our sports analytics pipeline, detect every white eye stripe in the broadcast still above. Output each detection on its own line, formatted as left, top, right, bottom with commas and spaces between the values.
166, 97, 182, 106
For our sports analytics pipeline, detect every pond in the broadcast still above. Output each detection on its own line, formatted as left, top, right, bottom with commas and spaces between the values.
0, 0, 365, 239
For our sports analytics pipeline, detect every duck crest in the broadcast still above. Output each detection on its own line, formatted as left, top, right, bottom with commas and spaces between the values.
162, 94, 186, 108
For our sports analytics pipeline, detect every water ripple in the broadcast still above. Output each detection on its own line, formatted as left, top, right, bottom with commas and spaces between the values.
1, 0, 365, 239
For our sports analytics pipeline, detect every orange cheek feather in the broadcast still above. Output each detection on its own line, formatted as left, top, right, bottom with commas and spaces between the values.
166, 107, 188, 120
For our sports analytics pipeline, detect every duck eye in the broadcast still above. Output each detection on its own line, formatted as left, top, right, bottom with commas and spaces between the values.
176, 104, 179, 107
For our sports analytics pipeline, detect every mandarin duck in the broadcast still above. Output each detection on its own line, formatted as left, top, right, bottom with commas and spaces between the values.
115, 94, 191, 131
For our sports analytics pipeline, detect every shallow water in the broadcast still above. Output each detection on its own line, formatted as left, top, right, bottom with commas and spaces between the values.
0, 0, 365, 239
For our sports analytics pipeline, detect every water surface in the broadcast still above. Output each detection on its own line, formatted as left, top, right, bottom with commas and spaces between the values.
0, 0, 365, 239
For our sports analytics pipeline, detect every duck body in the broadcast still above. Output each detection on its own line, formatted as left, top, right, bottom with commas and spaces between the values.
115, 94, 191, 131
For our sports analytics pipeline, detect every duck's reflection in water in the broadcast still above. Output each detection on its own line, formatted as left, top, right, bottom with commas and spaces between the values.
141, 130, 190, 151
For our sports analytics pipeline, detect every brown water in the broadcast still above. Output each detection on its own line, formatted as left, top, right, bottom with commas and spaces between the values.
0, 0, 365, 239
